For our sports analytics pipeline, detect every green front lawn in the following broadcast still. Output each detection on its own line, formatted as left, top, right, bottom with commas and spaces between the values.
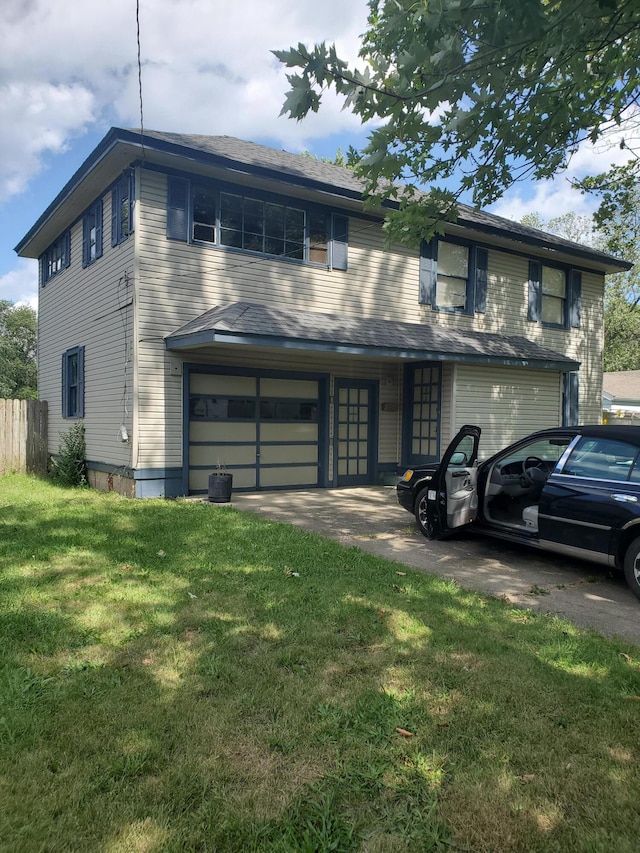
1, 474, 639, 852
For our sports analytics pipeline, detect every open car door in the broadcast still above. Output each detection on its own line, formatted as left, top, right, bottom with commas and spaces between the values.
431, 425, 481, 538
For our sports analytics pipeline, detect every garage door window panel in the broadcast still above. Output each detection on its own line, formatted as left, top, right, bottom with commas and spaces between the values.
189, 395, 256, 420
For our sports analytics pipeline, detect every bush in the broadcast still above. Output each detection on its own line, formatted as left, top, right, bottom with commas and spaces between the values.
50, 422, 87, 486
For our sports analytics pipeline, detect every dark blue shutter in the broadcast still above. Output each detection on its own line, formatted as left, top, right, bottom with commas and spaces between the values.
528, 260, 541, 321
82, 217, 89, 268
569, 269, 581, 328
77, 346, 85, 418
64, 230, 71, 268
474, 247, 488, 313
419, 238, 438, 305
95, 200, 103, 259
111, 188, 118, 247
61, 353, 68, 417
331, 214, 348, 270
128, 170, 135, 234
563, 372, 579, 425
167, 177, 189, 241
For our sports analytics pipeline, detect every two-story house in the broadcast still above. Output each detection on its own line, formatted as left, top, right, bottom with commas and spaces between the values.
15, 127, 629, 498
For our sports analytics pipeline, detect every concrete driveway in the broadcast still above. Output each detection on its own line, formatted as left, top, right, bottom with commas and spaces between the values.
231, 486, 640, 647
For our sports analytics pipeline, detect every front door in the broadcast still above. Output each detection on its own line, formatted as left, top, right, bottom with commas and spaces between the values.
334, 379, 377, 486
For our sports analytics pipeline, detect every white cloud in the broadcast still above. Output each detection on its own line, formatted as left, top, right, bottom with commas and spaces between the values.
0, 0, 371, 200
490, 121, 640, 225
0, 259, 38, 310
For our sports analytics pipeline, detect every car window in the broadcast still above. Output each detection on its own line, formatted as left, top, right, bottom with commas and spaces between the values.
560, 437, 640, 482
497, 437, 571, 468
449, 435, 475, 468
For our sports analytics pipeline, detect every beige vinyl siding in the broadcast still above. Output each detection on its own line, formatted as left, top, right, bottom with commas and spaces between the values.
37, 191, 135, 468
134, 168, 604, 473
451, 365, 562, 459
138, 337, 401, 477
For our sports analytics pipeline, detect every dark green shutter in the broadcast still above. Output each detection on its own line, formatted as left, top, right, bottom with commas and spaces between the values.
569, 269, 582, 328
167, 177, 189, 241
527, 260, 541, 321
64, 230, 71, 268
474, 247, 488, 313
331, 214, 348, 270
419, 238, 437, 305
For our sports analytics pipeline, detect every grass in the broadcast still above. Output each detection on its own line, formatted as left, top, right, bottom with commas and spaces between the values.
1, 474, 640, 852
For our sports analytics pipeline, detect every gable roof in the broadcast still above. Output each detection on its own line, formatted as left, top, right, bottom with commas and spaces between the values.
15, 127, 631, 274
603, 371, 640, 402
165, 301, 580, 371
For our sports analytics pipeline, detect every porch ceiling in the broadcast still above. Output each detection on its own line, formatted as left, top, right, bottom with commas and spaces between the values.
164, 301, 581, 371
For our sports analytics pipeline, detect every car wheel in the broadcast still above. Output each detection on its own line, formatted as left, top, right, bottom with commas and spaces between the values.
623, 537, 640, 600
415, 487, 436, 539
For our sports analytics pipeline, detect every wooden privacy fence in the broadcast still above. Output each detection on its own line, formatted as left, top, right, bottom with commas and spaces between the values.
0, 399, 48, 476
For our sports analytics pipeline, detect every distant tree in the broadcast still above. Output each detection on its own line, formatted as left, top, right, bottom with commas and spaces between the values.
301, 146, 361, 168
0, 300, 37, 399
275, 0, 640, 246
520, 212, 596, 247
577, 162, 640, 371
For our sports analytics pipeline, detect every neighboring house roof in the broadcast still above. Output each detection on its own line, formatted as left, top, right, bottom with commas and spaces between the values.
15, 127, 631, 275
165, 301, 580, 371
603, 371, 640, 404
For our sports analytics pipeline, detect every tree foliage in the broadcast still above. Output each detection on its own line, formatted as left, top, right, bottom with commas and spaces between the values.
577, 160, 640, 371
0, 300, 37, 399
275, 0, 640, 245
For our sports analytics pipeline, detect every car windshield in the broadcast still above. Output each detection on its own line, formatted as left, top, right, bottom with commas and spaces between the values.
498, 437, 570, 468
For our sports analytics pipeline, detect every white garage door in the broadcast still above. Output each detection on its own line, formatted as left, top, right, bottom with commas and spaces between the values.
453, 365, 562, 459
188, 372, 320, 492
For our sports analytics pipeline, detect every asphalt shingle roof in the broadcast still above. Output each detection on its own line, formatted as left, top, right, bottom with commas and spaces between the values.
166, 301, 580, 369
135, 128, 629, 271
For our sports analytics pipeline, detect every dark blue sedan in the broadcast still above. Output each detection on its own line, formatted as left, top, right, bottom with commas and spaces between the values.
397, 424, 640, 599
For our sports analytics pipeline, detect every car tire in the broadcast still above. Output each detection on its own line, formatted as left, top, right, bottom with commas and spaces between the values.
415, 487, 437, 539
623, 537, 640, 600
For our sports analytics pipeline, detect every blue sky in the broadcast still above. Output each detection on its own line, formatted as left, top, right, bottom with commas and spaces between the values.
1, 0, 634, 310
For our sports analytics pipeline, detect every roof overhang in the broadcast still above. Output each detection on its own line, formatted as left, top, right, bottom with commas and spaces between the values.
165, 302, 581, 372
16, 127, 632, 275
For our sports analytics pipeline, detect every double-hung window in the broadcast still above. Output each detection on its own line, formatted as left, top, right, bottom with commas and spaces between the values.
82, 200, 103, 267
167, 176, 348, 269
419, 237, 488, 315
62, 346, 85, 418
528, 261, 581, 328
111, 172, 135, 246
41, 231, 71, 285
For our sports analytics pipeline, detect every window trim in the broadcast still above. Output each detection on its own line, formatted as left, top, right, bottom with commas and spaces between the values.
41, 230, 71, 286
82, 199, 103, 267
419, 237, 487, 316
528, 261, 582, 329
111, 171, 135, 247
167, 175, 348, 270
62, 346, 85, 419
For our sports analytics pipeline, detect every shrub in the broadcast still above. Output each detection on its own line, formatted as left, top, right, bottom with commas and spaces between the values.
50, 422, 87, 487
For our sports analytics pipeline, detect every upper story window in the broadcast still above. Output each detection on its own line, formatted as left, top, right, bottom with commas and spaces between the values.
82, 200, 103, 267
41, 230, 71, 286
111, 171, 135, 246
419, 237, 488, 315
167, 175, 348, 270
62, 345, 85, 418
528, 261, 581, 329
